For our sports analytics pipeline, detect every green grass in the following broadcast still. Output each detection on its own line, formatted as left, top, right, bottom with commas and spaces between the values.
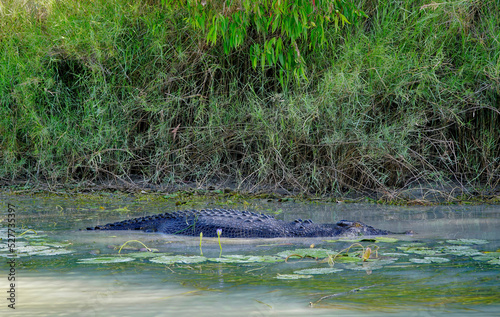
0, 0, 499, 197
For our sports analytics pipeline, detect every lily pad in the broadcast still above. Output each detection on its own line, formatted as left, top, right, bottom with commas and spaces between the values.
325, 238, 364, 243
0, 253, 24, 258
409, 258, 432, 264
46, 242, 73, 248
401, 248, 441, 256
409, 257, 450, 264
374, 237, 399, 243
380, 252, 408, 257
330, 253, 363, 263
150, 255, 207, 265
29, 249, 74, 256
473, 255, 496, 262
425, 257, 450, 263
483, 252, 500, 257
21, 234, 48, 239
275, 274, 313, 280
78, 257, 135, 264
446, 239, 489, 245
439, 246, 483, 257
487, 258, 500, 265
209, 255, 284, 263
293, 268, 343, 275
124, 252, 171, 258
14, 246, 51, 253
276, 248, 334, 259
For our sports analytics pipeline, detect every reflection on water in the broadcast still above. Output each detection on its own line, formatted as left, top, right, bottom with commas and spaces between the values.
13, 273, 333, 316
0, 195, 499, 316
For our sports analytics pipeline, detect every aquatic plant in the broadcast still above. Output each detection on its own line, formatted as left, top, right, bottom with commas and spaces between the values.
293, 268, 343, 275
209, 255, 283, 264
150, 255, 207, 265
199, 232, 203, 256
409, 257, 450, 264
275, 274, 313, 280
217, 228, 223, 258
117, 240, 153, 254
277, 248, 334, 260
18, 229, 38, 237
78, 257, 135, 264
325, 243, 379, 266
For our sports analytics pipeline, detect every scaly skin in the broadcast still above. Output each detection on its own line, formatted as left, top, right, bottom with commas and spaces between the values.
87, 209, 391, 238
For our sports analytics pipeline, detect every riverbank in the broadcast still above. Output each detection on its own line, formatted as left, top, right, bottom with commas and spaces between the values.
1, 0, 499, 197
1, 177, 499, 205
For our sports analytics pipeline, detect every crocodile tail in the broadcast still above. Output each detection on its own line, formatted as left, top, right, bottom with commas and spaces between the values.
87, 213, 172, 232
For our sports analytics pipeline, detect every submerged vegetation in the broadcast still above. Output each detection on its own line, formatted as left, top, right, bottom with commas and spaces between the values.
1, 0, 499, 197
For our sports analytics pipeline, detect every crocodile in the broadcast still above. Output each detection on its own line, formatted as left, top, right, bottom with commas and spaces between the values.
87, 209, 391, 238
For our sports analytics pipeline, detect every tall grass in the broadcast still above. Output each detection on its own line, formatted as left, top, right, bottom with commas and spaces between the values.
1, 0, 499, 197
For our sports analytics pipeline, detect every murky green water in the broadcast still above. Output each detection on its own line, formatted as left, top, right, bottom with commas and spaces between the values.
1, 194, 499, 316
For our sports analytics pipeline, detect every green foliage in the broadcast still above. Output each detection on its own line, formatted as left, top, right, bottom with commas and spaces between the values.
182, 0, 366, 86
0, 0, 499, 196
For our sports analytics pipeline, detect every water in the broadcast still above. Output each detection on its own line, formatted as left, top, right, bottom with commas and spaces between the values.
1, 194, 499, 316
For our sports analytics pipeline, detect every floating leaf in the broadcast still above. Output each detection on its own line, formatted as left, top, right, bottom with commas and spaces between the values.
397, 246, 429, 251
276, 248, 334, 258
331, 253, 362, 263
439, 246, 483, 257
29, 249, 73, 256
125, 252, 171, 258
409, 258, 432, 264
473, 255, 496, 262
14, 246, 50, 253
0, 253, 24, 258
446, 239, 489, 245
374, 237, 399, 243
325, 238, 364, 243
425, 257, 450, 263
209, 255, 283, 263
380, 252, 408, 257
150, 255, 207, 264
487, 258, 500, 265
400, 243, 426, 247
293, 268, 343, 275
344, 258, 396, 271
483, 252, 500, 256
399, 247, 441, 256
410, 257, 450, 264
46, 243, 73, 248
22, 234, 48, 239
78, 257, 135, 264
275, 274, 313, 280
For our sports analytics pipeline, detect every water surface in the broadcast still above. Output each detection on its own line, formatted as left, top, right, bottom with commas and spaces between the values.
1, 194, 499, 316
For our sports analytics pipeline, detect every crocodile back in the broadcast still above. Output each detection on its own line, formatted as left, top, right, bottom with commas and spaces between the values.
157, 209, 289, 238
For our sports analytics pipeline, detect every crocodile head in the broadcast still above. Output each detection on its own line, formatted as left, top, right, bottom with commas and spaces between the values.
335, 220, 390, 236
288, 219, 390, 237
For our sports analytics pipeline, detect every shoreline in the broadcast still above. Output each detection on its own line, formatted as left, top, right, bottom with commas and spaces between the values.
2, 177, 499, 205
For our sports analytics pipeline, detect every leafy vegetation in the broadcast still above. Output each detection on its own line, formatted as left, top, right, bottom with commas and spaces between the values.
1, 0, 499, 197
183, 0, 366, 86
